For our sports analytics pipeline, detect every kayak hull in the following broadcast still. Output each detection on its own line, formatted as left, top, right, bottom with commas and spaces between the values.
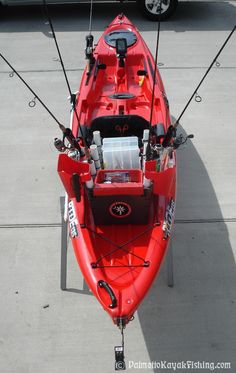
58, 14, 176, 325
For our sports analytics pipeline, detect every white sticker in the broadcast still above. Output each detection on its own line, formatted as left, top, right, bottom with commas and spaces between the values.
162, 199, 175, 238
68, 201, 79, 238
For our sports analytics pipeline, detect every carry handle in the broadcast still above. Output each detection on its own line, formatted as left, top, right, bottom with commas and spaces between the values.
98, 280, 117, 309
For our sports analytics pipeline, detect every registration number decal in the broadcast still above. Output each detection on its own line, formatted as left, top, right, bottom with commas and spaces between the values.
68, 200, 79, 238
162, 199, 175, 239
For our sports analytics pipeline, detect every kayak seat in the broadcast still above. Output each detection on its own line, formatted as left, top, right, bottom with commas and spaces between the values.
90, 190, 152, 225
90, 114, 149, 139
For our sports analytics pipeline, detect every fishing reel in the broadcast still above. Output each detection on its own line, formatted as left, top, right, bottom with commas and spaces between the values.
161, 124, 194, 149
85, 34, 95, 68
54, 126, 84, 158
173, 133, 194, 149
146, 131, 194, 163
145, 143, 162, 161
54, 137, 66, 152
54, 137, 81, 161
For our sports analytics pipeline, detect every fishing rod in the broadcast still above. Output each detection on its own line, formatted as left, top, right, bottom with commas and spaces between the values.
42, 0, 87, 151
145, 0, 163, 162
162, 24, 236, 147
0, 52, 82, 154
85, 0, 95, 75
43, 0, 72, 101
149, 0, 162, 128
88, 0, 93, 36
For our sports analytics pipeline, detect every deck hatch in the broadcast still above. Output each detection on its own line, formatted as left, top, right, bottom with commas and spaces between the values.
104, 29, 137, 48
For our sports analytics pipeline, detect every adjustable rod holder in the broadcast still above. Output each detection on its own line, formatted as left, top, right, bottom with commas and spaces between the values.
85, 34, 95, 65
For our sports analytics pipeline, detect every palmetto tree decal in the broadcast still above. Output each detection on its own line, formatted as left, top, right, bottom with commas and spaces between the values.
109, 202, 131, 218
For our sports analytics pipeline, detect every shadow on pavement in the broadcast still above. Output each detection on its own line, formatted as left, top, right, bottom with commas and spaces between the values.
0, 1, 236, 34
137, 128, 236, 371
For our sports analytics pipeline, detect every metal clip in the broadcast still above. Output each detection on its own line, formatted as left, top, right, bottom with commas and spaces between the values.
157, 62, 164, 67
215, 60, 221, 67
52, 57, 60, 62
195, 92, 202, 103
9, 71, 14, 78
28, 97, 37, 108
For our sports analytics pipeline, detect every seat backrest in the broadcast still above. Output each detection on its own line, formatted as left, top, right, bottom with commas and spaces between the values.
90, 115, 150, 139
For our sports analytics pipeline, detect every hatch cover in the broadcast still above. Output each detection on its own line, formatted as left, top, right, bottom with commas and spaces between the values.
104, 29, 137, 48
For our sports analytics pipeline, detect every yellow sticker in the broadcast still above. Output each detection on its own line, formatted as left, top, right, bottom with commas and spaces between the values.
139, 76, 145, 87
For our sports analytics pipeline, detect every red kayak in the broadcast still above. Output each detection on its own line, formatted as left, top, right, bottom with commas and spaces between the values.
0, 6, 233, 370
57, 14, 176, 327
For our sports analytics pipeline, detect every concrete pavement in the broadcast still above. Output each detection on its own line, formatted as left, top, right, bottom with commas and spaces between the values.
0, 1, 236, 372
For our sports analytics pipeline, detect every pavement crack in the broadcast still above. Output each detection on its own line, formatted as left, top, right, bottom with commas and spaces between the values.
0, 67, 236, 74
1, 218, 236, 229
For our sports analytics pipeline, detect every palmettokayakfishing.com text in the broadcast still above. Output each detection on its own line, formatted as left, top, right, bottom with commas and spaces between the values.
128, 360, 231, 371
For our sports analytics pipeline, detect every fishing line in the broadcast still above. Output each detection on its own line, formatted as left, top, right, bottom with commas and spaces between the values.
0, 52, 62, 127
85, 0, 95, 80
174, 25, 236, 128
42, 0, 87, 144
162, 25, 236, 148
43, 0, 72, 98
0, 52, 83, 154
149, 0, 162, 130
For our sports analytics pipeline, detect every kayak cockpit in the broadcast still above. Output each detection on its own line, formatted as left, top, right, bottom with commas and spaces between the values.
88, 115, 150, 140
58, 126, 176, 231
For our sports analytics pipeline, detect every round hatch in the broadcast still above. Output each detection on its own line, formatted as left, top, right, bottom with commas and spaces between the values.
104, 29, 137, 48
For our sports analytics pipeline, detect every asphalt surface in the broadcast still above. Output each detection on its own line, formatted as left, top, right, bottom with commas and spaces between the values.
0, 1, 236, 372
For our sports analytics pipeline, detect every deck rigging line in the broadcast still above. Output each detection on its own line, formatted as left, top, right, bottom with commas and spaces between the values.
87, 223, 160, 269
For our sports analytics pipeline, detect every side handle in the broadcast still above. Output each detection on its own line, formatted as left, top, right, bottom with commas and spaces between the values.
98, 280, 117, 309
